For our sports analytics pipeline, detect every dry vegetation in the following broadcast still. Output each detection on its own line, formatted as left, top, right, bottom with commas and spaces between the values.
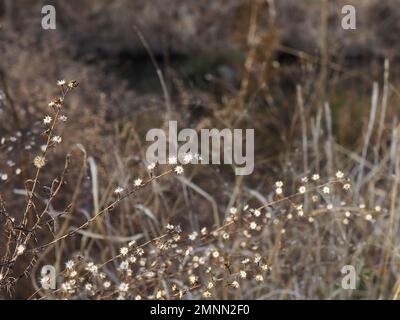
0, 0, 400, 300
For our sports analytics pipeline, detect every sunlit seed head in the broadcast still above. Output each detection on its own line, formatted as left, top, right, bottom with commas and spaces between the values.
275, 181, 283, 188
16, 244, 26, 256
114, 187, 124, 195
120, 247, 129, 256
336, 171, 344, 179
147, 162, 156, 171
174, 166, 184, 175
312, 174, 320, 181
255, 274, 264, 282
43, 115, 52, 125
299, 186, 306, 194
51, 136, 62, 144
33, 155, 46, 169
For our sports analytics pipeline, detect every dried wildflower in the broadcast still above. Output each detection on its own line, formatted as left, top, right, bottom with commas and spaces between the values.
183, 153, 193, 164
312, 174, 320, 181
189, 275, 198, 285
114, 187, 124, 195
57, 80, 66, 86
51, 135, 62, 144
322, 186, 330, 194
275, 181, 283, 188
188, 232, 198, 241
33, 155, 46, 169
231, 281, 240, 288
119, 261, 129, 270
249, 221, 257, 230
298, 186, 306, 194
174, 165, 184, 175
67, 80, 79, 89
65, 260, 74, 269
103, 281, 111, 289
16, 244, 26, 256
120, 247, 129, 256
336, 171, 344, 179
59, 115, 68, 122
203, 291, 212, 298
128, 240, 136, 247
275, 187, 283, 195
343, 183, 351, 191
147, 162, 156, 171
43, 115, 52, 125
343, 218, 349, 225
255, 274, 264, 282
365, 214, 373, 221
118, 282, 129, 292
207, 282, 214, 289
239, 270, 247, 279
134, 178, 143, 187
69, 270, 77, 278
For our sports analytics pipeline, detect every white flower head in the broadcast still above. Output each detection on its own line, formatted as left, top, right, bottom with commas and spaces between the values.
174, 166, 184, 175
43, 115, 52, 125
147, 162, 156, 171
33, 155, 46, 169
120, 247, 129, 256
336, 171, 344, 179
114, 187, 124, 195
275, 181, 283, 188
51, 136, 62, 144
182, 153, 193, 164
65, 260, 74, 269
298, 186, 306, 194
16, 244, 26, 256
